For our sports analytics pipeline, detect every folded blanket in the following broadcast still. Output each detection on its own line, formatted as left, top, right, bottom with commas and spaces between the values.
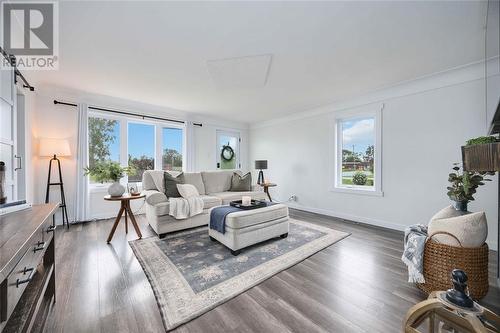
401, 224, 428, 283
209, 206, 242, 234
210, 202, 276, 234
169, 196, 204, 219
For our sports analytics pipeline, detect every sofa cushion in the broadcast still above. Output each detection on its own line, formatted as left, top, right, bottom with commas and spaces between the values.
151, 195, 222, 216
209, 191, 267, 204
230, 172, 252, 191
201, 170, 241, 194
142, 170, 165, 192
164, 172, 184, 198
182, 172, 206, 195
200, 195, 222, 209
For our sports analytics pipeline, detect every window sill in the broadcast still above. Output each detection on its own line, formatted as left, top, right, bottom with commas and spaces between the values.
330, 186, 384, 197
89, 182, 143, 194
89, 184, 110, 194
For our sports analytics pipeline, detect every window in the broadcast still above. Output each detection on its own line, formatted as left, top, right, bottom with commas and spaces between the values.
88, 116, 120, 184
128, 123, 155, 182
333, 107, 382, 195
87, 112, 185, 187
162, 127, 183, 171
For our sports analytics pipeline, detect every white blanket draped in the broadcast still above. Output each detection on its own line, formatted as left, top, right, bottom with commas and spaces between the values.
169, 197, 204, 219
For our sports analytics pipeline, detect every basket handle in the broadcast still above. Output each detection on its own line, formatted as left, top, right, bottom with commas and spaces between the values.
427, 231, 463, 247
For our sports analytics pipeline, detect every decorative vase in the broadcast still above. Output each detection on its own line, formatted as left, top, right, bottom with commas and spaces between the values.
452, 200, 468, 212
108, 181, 125, 197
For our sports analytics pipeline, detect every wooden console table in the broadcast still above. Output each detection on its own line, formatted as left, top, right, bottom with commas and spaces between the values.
0, 204, 58, 333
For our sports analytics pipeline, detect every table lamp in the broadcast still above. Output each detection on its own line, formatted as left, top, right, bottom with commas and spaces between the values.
39, 138, 71, 228
255, 160, 267, 185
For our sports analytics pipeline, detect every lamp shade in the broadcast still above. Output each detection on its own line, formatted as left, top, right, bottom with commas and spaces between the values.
255, 160, 268, 170
39, 138, 71, 157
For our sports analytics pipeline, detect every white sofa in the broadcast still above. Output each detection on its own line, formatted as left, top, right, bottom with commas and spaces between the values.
142, 170, 267, 237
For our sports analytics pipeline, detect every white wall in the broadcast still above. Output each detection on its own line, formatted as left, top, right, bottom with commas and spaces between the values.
31, 86, 249, 222
250, 63, 499, 249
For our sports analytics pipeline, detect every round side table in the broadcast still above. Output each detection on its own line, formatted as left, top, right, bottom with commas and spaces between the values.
260, 183, 277, 202
104, 193, 145, 243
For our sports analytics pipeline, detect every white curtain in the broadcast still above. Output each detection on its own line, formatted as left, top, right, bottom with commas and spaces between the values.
74, 103, 89, 222
185, 121, 196, 172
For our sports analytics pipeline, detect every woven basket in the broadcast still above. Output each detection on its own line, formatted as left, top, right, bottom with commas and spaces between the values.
417, 231, 489, 299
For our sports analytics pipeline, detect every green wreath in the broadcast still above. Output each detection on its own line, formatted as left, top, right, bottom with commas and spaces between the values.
221, 144, 235, 161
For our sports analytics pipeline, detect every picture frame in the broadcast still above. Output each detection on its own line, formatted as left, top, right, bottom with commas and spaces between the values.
127, 182, 139, 195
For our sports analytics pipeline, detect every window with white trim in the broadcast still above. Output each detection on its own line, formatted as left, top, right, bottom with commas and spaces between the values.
333, 108, 382, 195
88, 111, 185, 187
88, 115, 121, 184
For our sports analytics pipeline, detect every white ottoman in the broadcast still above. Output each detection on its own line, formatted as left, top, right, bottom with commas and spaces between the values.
209, 204, 289, 255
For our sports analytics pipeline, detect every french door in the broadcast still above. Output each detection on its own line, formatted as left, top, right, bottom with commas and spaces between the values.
216, 130, 240, 169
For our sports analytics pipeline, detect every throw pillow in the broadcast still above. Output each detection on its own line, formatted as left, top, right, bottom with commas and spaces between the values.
230, 172, 252, 191
163, 172, 184, 198
428, 206, 487, 247
177, 184, 200, 199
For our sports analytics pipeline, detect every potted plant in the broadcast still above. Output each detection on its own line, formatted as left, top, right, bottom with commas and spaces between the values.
84, 161, 135, 197
462, 136, 499, 171
447, 163, 493, 211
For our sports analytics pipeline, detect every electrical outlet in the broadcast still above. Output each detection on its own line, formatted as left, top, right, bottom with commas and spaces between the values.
288, 195, 297, 202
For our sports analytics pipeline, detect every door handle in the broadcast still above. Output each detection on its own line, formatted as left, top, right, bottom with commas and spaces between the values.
14, 155, 22, 171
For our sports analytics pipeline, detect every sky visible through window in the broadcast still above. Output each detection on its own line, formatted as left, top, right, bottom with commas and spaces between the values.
107, 123, 183, 160
341, 117, 374, 154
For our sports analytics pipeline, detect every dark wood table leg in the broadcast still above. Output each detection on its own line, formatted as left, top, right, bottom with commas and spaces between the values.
126, 204, 142, 239
124, 202, 128, 234
107, 204, 125, 243
265, 187, 272, 202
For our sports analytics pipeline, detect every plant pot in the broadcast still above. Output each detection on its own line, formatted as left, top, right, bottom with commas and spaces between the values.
108, 182, 125, 197
452, 200, 468, 212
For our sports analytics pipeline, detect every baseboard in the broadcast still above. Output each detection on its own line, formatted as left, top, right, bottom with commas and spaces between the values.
285, 202, 498, 250
286, 202, 406, 232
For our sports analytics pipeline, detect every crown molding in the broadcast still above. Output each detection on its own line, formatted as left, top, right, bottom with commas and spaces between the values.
251, 57, 500, 129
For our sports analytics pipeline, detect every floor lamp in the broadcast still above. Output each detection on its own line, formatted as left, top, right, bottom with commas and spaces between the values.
40, 138, 71, 228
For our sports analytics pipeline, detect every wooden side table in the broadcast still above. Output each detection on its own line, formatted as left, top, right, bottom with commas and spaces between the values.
104, 193, 145, 243
260, 183, 277, 202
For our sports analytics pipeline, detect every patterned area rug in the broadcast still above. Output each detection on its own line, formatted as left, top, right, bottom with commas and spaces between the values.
129, 218, 349, 331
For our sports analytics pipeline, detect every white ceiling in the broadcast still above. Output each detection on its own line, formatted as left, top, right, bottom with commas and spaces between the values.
25, 1, 488, 123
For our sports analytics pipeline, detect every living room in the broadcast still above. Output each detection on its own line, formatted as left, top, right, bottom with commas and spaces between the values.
0, 1, 499, 332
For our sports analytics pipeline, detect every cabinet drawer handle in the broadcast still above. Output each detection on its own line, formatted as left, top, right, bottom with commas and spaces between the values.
33, 241, 46, 252
16, 267, 35, 287
46, 225, 56, 233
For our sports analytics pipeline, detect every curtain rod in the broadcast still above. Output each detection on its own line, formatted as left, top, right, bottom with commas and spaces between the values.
53, 100, 202, 127
0, 46, 35, 91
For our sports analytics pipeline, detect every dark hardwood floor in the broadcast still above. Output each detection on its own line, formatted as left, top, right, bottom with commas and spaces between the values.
44, 209, 499, 333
